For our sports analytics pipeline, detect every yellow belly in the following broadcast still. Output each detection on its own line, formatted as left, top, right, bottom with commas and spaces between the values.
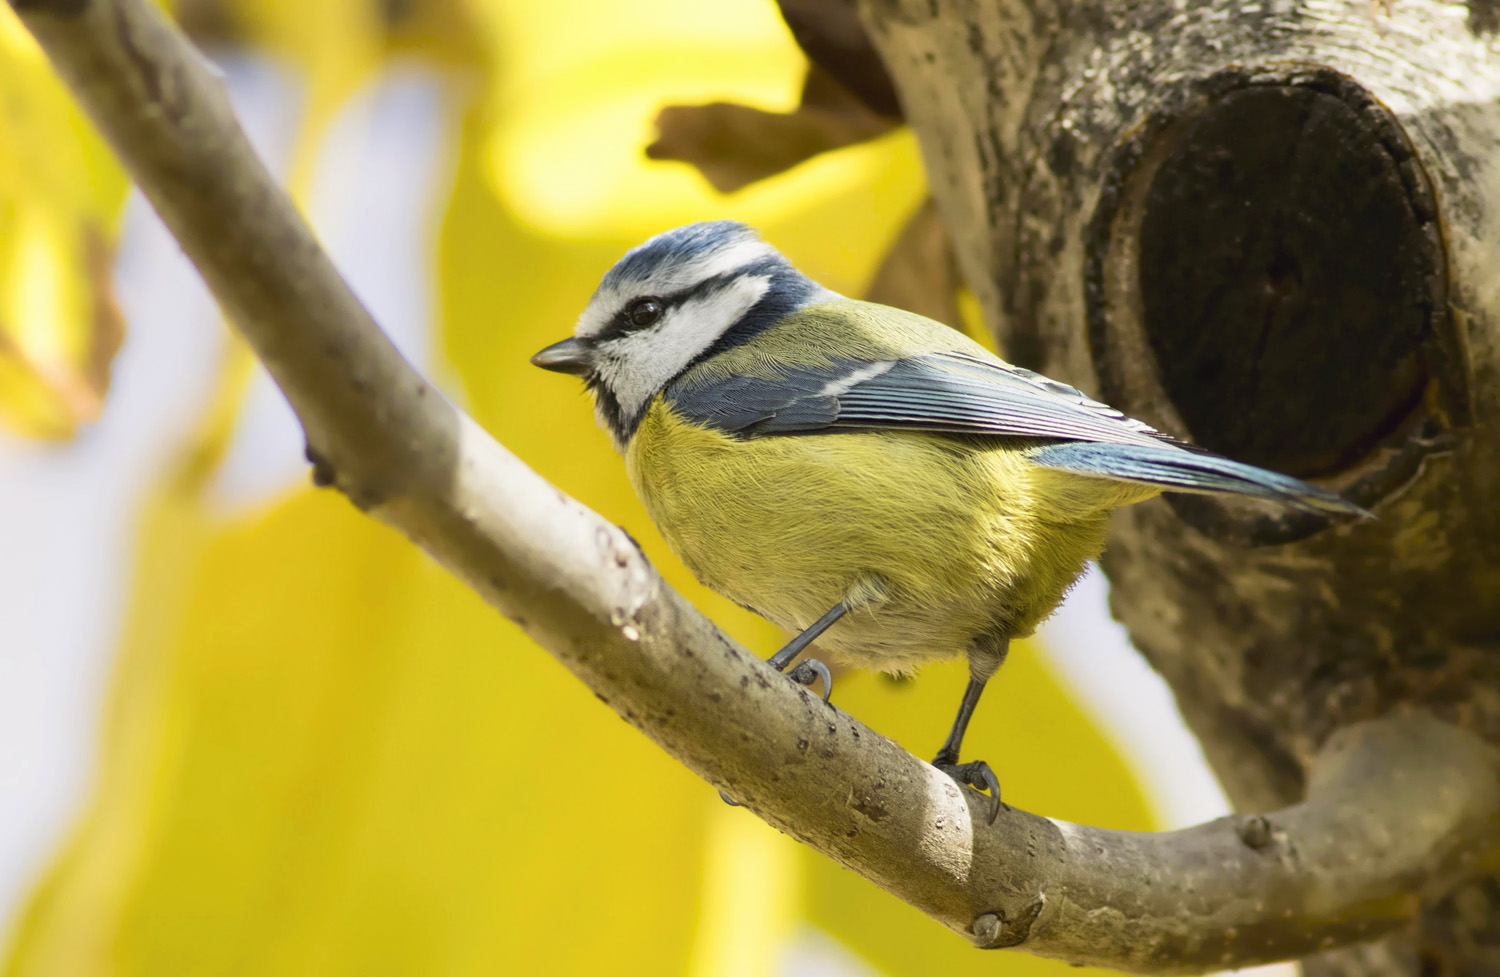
626, 401, 1139, 673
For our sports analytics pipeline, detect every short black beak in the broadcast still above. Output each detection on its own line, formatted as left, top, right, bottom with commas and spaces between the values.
530, 337, 593, 376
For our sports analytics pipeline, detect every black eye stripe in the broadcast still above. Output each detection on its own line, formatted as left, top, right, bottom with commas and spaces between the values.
593, 257, 788, 343
598, 299, 665, 342
603, 290, 698, 338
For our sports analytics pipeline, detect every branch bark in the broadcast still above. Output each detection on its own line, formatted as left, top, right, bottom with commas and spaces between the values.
12, 0, 1500, 972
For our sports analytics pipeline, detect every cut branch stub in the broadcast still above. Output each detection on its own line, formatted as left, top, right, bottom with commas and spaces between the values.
1087, 66, 1467, 546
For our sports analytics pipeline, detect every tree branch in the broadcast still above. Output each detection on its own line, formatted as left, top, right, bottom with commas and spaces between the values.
13, 0, 1500, 971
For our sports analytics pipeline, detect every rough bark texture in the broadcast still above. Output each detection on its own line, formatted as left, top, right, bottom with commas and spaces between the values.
851, 1, 1500, 973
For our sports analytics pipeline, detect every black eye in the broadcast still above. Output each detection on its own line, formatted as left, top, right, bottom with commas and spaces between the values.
627, 298, 663, 328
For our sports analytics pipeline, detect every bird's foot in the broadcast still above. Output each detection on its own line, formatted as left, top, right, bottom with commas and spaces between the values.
785, 657, 833, 703
934, 758, 1004, 824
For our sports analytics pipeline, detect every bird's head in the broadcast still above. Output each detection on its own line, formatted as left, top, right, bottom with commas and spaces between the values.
531, 221, 830, 449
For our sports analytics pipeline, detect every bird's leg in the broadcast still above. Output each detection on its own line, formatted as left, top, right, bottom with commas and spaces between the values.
765, 598, 851, 703
933, 639, 1008, 824
930, 676, 987, 767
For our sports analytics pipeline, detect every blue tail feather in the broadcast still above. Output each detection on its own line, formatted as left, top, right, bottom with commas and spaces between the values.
1027, 442, 1369, 518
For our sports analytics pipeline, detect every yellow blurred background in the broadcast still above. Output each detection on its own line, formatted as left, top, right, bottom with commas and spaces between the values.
0, 1, 1234, 974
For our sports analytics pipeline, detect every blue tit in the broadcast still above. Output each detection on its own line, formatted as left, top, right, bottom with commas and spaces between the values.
532, 220, 1366, 821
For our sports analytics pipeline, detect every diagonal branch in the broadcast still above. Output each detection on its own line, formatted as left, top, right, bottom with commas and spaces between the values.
13, 0, 1500, 971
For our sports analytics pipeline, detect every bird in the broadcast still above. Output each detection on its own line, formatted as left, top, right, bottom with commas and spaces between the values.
531, 220, 1367, 823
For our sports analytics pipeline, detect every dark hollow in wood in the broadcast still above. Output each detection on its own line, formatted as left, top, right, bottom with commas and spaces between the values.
1138, 82, 1434, 479
1086, 67, 1464, 547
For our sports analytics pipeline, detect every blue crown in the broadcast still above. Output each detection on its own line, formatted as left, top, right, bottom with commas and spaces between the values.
599, 221, 766, 291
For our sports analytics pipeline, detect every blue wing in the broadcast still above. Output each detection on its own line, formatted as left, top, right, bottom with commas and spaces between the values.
667, 351, 1169, 447
665, 352, 1367, 517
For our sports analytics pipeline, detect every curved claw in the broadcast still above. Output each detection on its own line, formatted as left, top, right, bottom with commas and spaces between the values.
786, 657, 834, 703
936, 759, 1004, 824
718, 789, 741, 807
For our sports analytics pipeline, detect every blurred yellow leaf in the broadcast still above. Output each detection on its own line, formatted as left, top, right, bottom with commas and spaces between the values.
0, 11, 129, 438
476, 0, 896, 236
8, 484, 712, 977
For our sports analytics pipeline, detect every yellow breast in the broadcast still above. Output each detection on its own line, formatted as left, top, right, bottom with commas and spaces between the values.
625, 399, 1135, 673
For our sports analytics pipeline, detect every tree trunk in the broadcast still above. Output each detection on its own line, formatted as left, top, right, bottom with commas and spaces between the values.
853, 2, 1500, 974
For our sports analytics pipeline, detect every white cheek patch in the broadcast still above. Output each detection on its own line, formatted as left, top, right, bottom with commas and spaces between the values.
575, 238, 777, 339
593, 274, 771, 420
